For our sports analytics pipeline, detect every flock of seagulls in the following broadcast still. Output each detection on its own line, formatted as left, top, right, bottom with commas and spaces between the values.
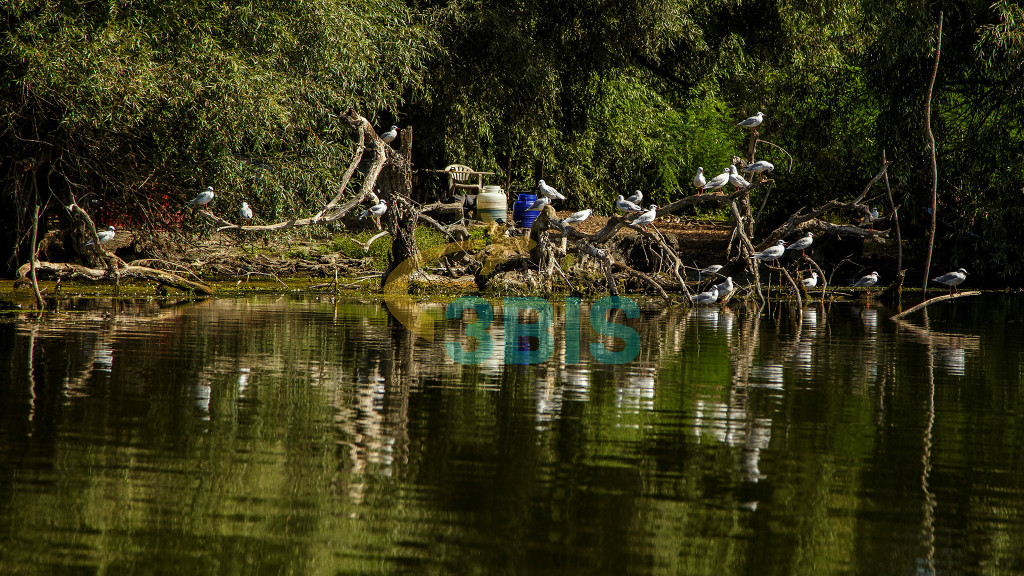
83, 117, 973, 301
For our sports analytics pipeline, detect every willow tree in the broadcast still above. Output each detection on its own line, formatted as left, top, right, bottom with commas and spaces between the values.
0, 0, 440, 274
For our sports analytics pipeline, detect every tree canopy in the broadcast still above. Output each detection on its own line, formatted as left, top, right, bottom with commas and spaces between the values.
2, 0, 1022, 280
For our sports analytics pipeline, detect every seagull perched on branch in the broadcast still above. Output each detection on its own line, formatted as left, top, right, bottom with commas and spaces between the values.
728, 165, 751, 189
738, 112, 764, 128
616, 195, 642, 213
693, 285, 719, 304
853, 271, 880, 291
188, 186, 215, 208
85, 226, 116, 246
360, 200, 387, 220
239, 201, 253, 220
931, 268, 968, 295
381, 125, 398, 144
749, 240, 787, 266
702, 168, 731, 193
802, 272, 819, 289
538, 179, 566, 201
527, 195, 550, 211
786, 232, 814, 256
699, 264, 723, 280
693, 167, 706, 189
561, 208, 592, 229
715, 276, 735, 298
742, 160, 775, 174
627, 190, 643, 204
630, 205, 658, 229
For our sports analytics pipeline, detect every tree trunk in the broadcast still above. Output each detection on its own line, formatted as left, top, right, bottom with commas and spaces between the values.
378, 126, 419, 292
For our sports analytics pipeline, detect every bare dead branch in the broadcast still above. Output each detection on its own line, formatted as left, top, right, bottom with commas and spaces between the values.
889, 290, 979, 321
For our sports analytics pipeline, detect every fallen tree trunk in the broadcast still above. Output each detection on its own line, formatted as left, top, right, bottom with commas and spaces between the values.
18, 261, 216, 295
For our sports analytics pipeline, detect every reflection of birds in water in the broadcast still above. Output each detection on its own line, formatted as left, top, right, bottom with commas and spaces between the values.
238, 368, 251, 396
535, 372, 563, 426
861, 307, 878, 332
937, 347, 966, 376
742, 418, 772, 484
719, 308, 736, 337
802, 307, 819, 329
192, 383, 211, 418
751, 363, 784, 390
559, 368, 591, 402
697, 307, 720, 330
616, 369, 656, 421
92, 343, 114, 373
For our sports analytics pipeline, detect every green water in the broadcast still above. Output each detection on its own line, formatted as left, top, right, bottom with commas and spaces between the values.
2, 295, 1023, 575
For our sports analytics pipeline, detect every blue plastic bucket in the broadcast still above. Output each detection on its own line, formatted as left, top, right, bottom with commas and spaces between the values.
513, 193, 540, 228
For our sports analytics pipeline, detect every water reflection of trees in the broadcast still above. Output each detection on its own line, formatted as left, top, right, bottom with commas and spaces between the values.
2, 296, 1018, 575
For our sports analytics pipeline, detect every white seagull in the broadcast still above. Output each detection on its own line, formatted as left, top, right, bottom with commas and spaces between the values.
802, 272, 819, 289
627, 190, 643, 204
786, 232, 814, 256
742, 160, 775, 174
693, 285, 720, 304
538, 179, 566, 201
630, 205, 658, 228
728, 165, 751, 188
715, 276, 735, 298
702, 167, 731, 192
188, 186, 215, 207
527, 195, 550, 211
616, 195, 642, 212
738, 111, 764, 128
381, 125, 398, 144
749, 240, 788, 267
931, 268, 968, 295
360, 200, 388, 220
85, 226, 116, 246
693, 167, 706, 188
853, 271, 880, 289
699, 264, 723, 279
561, 208, 592, 228
239, 201, 253, 220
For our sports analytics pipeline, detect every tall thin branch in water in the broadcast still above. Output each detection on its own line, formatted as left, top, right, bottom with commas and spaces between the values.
922, 11, 943, 300
882, 150, 902, 274
30, 205, 43, 310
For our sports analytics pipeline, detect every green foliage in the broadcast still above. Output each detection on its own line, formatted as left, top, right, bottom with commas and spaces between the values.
1, 0, 440, 264
2, 0, 1023, 281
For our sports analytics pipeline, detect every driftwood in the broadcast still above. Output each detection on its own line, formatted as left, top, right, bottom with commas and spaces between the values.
758, 160, 891, 249
18, 261, 216, 295
888, 290, 979, 321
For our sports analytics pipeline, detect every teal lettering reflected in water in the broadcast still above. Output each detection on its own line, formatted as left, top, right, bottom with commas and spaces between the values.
565, 297, 581, 364
446, 296, 494, 364
589, 296, 641, 364
504, 297, 555, 365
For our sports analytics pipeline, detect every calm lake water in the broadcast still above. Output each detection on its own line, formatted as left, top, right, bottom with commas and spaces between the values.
2, 294, 1024, 575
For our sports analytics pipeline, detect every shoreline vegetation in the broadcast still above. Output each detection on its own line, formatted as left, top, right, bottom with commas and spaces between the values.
4, 3, 1022, 311
8, 111, 996, 318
